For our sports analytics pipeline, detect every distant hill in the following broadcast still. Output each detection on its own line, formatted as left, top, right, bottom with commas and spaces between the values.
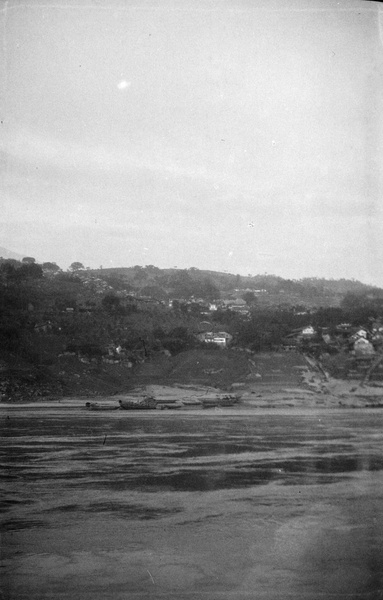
1, 252, 380, 307
88, 266, 382, 308
0, 247, 26, 261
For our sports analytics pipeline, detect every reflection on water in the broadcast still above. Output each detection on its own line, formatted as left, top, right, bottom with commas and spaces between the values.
1, 408, 383, 599
46, 501, 183, 519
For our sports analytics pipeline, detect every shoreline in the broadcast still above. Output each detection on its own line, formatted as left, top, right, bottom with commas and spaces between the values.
1, 377, 382, 410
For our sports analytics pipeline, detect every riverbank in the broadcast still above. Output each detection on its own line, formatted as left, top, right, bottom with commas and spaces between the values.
1, 378, 382, 410
1, 349, 382, 408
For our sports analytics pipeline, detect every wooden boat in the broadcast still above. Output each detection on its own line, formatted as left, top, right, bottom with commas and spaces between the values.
201, 395, 241, 408
182, 398, 202, 406
157, 403, 182, 410
85, 402, 119, 411
217, 395, 241, 406
118, 396, 158, 410
154, 398, 178, 404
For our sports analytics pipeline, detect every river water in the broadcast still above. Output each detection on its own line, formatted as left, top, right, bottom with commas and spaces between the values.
1, 406, 383, 599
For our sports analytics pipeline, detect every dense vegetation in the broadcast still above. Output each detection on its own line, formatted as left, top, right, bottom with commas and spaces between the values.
1, 257, 382, 398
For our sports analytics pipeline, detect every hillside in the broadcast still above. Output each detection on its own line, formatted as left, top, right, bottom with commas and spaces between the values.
88, 266, 380, 309
0, 247, 25, 261
1, 257, 382, 401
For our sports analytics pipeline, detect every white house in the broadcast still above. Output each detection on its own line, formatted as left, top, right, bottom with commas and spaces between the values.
301, 326, 316, 337
197, 331, 233, 348
353, 337, 375, 356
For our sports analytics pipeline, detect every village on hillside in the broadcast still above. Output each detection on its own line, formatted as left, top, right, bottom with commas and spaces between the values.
1, 258, 383, 401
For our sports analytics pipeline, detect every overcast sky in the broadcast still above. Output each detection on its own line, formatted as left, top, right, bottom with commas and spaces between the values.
1, 0, 382, 285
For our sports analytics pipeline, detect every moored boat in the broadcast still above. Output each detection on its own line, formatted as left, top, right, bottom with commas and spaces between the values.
217, 395, 241, 406
182, 398, 202, 406
118, 396, 158, 410
154, 398, 178, 404
85, 402, 119, 411
201, 394, 241, 408
157, 403, 182, 410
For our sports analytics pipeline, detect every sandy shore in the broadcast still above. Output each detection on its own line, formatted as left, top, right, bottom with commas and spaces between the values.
1, 371, 382, 410
141, 376, 383, 409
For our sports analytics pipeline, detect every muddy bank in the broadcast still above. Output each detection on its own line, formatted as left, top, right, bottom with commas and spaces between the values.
124, 376, 383, 410
3, 378, 381, 411
1, 349, 301, 402
1, 349, 382, 408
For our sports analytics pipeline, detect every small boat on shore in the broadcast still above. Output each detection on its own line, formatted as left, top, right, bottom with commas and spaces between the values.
154, 398, 178, 404
118, 396, 158, 410
85, 402, 119, 411
217, 394, 241, 406
157, 403, 182, 410
201, 399, 219, 408
201, 395, 241, 408
182, 398, 202, 406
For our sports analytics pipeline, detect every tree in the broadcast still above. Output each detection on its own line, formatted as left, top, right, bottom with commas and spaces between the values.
103, 275, 134, 292
243, 291, 258, 306
101, 293, 121, 313
0, 261, 18, 284
341, 291, 383, 322
69, 262, 85, 272
16, 262, 43, 280
140, 285, 168, 301
133, 266, 148, 282
42, 262, 61, 275
145, 265, 160, 274
198, 278, 219, 302
161, 326, 193, 354
169, 270, 218, 300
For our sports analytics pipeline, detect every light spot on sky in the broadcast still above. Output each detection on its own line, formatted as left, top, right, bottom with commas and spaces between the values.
117, 80, 131, 90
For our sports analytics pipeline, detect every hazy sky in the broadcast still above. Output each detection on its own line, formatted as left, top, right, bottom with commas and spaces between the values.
1, 0, 383, 285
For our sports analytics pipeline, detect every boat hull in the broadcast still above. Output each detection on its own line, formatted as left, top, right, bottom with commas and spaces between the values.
119, 398, 157, 410
85, 402, 119, 411
201, 395, 241, 408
